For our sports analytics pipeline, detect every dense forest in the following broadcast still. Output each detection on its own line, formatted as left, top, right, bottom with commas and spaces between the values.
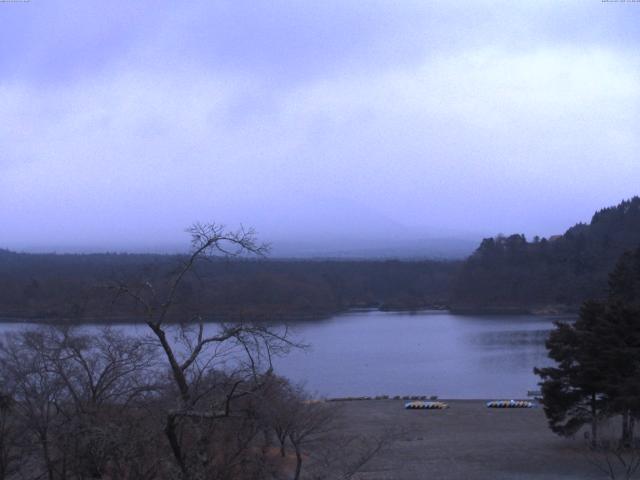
0, 251, 457, 322
2, 197, 639, 321
451, 197, 640, 312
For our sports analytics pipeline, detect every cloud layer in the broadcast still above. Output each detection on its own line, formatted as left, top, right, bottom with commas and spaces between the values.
1, 1, 639, 252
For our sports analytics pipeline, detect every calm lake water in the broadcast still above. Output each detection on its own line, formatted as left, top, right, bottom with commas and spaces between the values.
274, 310, 560, 399
0, 310, 565, 399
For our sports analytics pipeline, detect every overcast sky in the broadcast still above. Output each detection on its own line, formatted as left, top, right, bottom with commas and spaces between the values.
1, 1, 639, 254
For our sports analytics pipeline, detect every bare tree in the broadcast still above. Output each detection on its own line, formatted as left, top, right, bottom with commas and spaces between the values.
584, 420, 640, 480
287, 401, 337, 480
110, 223, 297, 479
0, 391, 21, 480
49, 327, 159, 479
258, 377, 391, 480
585, 440, 640, 480
258, 374, 301, 458
309, 432, 391, 480
0, 326, 160, 480
0, 330, 66, 480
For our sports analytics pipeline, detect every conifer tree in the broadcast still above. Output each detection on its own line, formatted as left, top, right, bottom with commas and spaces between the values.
535, 301, 609, 445
536, 246, 640, 445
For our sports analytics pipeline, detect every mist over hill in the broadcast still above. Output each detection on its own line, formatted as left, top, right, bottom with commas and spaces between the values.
7, 196, 481, 260
268, 236, 477, 259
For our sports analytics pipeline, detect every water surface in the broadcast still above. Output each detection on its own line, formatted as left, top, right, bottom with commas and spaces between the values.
273, 310, 560, 399
0, 310, 563, 399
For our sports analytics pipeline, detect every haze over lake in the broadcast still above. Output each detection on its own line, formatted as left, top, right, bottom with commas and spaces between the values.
0, 311, 560, 399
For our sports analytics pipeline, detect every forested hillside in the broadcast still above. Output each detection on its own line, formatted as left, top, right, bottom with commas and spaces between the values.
0, 251, 457, 322
452, 197, 640, 312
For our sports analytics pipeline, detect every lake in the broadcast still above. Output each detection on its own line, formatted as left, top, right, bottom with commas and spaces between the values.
0, 310, 565, 399
273, 310, 561, 399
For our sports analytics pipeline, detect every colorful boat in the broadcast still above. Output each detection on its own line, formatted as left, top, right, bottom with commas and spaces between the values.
486, 400, 533, 408
405, 401, 449, 409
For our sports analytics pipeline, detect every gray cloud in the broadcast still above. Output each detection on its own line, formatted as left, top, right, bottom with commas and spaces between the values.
1, 1, 639, 253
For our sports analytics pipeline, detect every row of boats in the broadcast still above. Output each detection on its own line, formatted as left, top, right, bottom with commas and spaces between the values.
404, 399, 535, 409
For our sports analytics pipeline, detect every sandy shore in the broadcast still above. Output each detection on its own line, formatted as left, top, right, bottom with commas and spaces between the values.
332, 399, 603, 480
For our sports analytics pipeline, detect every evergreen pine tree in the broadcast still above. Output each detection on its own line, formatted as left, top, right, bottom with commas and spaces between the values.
534, 301, 609, 445
536, 247, 640, 445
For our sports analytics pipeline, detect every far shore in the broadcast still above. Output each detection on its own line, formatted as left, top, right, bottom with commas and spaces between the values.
0, 305, 578, 324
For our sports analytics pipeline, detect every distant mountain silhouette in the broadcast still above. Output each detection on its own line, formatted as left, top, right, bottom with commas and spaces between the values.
452, 197, 640, 312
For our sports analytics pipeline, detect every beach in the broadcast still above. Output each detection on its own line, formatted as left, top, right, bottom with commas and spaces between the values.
331, 399, 603, 480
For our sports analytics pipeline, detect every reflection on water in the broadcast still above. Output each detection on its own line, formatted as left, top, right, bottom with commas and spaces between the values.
0, 311, 565, 399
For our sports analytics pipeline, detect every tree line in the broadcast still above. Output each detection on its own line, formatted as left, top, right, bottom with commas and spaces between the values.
0, 250, 457, 323
452, 197, 640, 312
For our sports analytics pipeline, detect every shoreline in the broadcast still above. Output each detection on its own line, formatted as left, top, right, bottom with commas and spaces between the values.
325, 395, 540, 403
0, 305, 577, 324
